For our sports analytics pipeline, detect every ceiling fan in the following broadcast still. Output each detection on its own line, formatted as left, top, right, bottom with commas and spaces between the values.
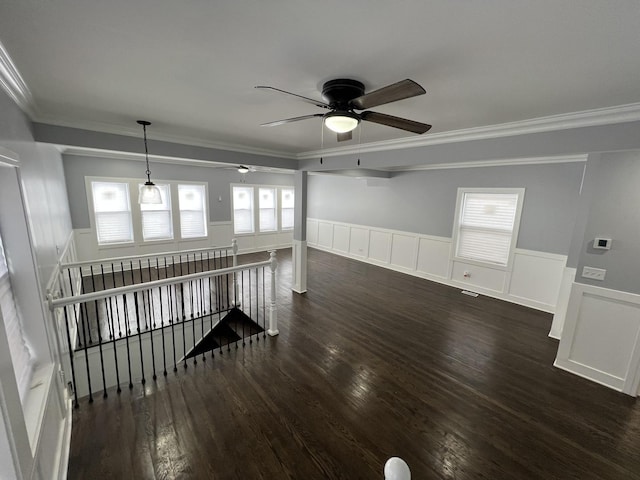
256, 78, 432, 141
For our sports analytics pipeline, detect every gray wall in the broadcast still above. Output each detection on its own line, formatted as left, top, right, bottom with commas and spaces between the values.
576, 151, 640, 294
307, 162, 585, 255
63, 155, 294, 228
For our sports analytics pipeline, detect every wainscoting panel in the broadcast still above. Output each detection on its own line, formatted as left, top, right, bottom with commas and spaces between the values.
416, 237, 451, 279
317, 222, 334, 249
390, 234, 418, 271
368, 230, 392, 264
555, 283, 640, 396
508, 249, 567, 311
349, 227, 369, 258
332, 224, 350, 253
451, 260, 506, 293
307, 218, 566, 314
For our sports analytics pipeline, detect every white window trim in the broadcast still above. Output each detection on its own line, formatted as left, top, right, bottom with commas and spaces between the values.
86, 176, 210, 249
450, 187, 525, 271
231, 183, 294, 236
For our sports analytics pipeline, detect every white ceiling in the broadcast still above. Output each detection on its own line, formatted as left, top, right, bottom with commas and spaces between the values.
1, 1, 640, 157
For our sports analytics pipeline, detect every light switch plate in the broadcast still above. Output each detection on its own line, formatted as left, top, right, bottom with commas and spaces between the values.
582, 266, 606, 281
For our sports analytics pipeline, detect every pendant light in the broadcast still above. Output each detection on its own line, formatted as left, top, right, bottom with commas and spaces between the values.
137, 120, 162, 204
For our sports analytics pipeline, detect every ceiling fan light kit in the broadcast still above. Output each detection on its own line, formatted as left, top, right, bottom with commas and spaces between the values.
257, 78, 431, 141
324, 111, 360, 133
237, 165, 250, 173
136, 120, 163, 205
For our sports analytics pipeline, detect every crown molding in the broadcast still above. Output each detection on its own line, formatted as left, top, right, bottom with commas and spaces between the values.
60, 145, 295, 173
0, 41, 36, 116
296, 103, 640, 160
32, 114, 298, 160
385, 154, 588, 172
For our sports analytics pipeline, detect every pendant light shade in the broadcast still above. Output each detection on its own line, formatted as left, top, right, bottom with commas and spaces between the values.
137, 120, 162, 204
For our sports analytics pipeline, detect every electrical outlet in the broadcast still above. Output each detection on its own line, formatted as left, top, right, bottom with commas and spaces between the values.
582, 266, 606, 281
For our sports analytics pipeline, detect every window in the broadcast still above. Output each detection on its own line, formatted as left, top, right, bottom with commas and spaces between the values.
281, 188, 295, 230
259, 187, 277, 232
178, 184, 207, 238
139, 183, 173, 241
233, 186, 254, 234
91, 181, 134, 244
0, 235, 33, 403
453, 189, 523, 266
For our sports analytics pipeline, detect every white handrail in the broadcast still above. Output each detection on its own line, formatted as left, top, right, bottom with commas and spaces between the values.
49, 258, 270, 310
60, 240, 237, 269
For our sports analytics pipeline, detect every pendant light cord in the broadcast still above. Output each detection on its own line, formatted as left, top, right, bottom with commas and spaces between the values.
143, 123, 151, 183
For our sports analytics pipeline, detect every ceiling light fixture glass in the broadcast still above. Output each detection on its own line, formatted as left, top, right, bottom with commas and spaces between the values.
137, 120, 162, 204
324, 111, 360, 133
237, 165, 250, 174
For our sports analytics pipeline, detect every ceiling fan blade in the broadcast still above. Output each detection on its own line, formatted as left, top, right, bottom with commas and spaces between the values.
255, 86, 330, 109
260, 114, 324, 127
337, 131, 352, 142
360, 111, 432, 134
350, 79, 426, 110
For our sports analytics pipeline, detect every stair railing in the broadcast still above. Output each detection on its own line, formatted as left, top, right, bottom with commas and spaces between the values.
57, 240, 238, 299
47, 249, 277, 408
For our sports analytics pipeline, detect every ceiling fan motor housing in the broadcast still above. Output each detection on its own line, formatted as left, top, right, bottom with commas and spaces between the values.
321, 79, 365, 110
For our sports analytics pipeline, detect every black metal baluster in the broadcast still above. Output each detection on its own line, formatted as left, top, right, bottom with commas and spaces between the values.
262, 267, 266, 339
242, 270, 246, 348
255, 267, 260, 343
206, 252, 212, 314
133, 290, 146, 384
187, 254, 194, 319
139, 261, 149, 330
148, 288, 156, 381
79, 302, 93, 403
90, 266, 108, 398
169, 282, 177, 372
80, 266, 93, 345
106, 295, 121, 393
121, 263, 133, 389
157, 261, 168, 377
63, 306, 80, 408
67, 269, 82, 348
100, 265, 114, 340
179, 256, 186, 321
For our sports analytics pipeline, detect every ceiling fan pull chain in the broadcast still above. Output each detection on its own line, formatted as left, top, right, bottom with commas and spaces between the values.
320, 120, 325, 165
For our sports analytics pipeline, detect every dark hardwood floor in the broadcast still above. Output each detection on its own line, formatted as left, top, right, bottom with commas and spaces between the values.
67, 248, 640, 479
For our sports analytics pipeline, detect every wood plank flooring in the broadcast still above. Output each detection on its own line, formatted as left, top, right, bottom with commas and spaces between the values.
67, 248, 640, 479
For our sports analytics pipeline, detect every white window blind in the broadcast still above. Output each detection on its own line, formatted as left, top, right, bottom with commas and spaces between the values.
281, 188, 295, 230
233, 186, 254, 234
140, 184, 173, 241
259, 187, 277, 232
178, 184, 207, 239
0, 235, 33, 404
455, 192, 519, 266
92, 181, 134, 244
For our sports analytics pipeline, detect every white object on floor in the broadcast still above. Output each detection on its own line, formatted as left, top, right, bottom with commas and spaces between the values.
384, 457, 411, 480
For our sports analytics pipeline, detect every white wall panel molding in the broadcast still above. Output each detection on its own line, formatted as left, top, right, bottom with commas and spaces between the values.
555, 283, 640, 396
307, 218, 566, 313
549, 267, 577, 340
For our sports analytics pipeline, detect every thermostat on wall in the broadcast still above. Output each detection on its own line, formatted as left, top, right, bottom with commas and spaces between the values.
593, 237, 612, 250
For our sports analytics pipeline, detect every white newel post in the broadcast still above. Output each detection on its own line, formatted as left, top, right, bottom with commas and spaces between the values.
267, 250, 279, 336
232, 238, 239, 306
